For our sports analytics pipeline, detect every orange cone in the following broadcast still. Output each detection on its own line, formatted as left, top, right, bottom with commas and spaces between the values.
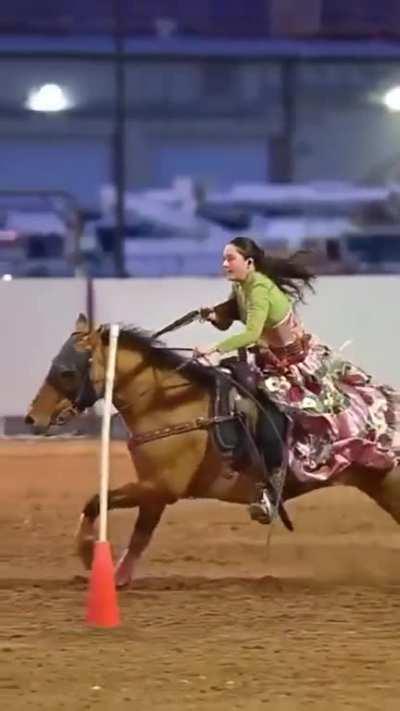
86, 541, 120, 628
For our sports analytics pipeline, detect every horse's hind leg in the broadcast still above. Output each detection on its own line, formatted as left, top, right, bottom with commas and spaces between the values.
372, 466, 400, 524
76, 481, 160, 570
115, 502, 165, 588
350, 465, 400, 525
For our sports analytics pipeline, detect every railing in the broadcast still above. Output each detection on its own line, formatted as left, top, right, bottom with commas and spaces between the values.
0, 2, 399, 39
0, 189, 84, 276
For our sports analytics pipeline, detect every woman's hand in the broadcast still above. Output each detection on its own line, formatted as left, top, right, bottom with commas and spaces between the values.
199, 307, 217, 324
192, 345, 220, 366
193, 344, 212, 357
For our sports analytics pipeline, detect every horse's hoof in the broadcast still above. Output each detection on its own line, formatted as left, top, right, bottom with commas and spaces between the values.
115, 550, 136, 589
116, 580, 132, 591
75, 515, 96, 570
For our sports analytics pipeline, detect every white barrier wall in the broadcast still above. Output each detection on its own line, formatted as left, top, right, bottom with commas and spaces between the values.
0, 276, 399, 416
297, 276, 400, 387
94, 276, 400, 387
0, 279, 87, 417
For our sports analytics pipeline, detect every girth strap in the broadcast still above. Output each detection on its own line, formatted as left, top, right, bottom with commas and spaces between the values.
129, 415, 236, 448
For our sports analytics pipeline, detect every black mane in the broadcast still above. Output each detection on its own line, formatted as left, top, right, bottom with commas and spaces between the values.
101, 324, 215, 388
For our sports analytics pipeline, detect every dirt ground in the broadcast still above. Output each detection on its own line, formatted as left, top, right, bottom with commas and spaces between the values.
1, 440, 400, 711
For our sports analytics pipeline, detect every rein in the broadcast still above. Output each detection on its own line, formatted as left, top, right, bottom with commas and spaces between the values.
129, 415, 236, 447
52, 317, 291, 526
124, 347, 285, 454
60, 315, 285, 457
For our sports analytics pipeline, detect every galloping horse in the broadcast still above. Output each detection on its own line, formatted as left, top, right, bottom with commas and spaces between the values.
26, 314, 400, 587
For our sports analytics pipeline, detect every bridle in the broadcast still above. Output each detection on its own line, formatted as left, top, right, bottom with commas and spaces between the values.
47, 334, 101, 421
45, 314, 291, 530
46, 329, 193, 422
46, 318, 284, 453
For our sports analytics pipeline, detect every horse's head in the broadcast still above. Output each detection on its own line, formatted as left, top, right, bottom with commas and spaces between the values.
25, 314, 105, 435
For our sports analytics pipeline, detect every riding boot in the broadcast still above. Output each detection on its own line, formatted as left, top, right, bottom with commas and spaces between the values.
248, 482, 275, 524
248, 465, 285, 525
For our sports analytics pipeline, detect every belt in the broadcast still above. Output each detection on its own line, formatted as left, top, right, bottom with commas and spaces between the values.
255, 334, 311, 371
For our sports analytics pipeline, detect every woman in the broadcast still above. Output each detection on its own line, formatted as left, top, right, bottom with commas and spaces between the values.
196, 237, 399, 524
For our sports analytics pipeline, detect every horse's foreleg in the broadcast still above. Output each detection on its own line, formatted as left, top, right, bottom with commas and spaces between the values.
76, 481, 159, 570
115, 502, 165, 588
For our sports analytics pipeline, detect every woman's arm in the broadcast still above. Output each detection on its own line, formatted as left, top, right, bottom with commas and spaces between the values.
211, 296, 239, 330
215, 283, 270, 353
202, 289, 239, 331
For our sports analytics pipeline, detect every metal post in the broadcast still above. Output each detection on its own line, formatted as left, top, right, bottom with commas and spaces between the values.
280, 59, 296, 182
70, 206, 85, 277
86, 276, 94, 329
112, 0, 126, 277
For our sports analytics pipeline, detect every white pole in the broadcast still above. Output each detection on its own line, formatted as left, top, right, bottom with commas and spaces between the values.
99, 323, 120, 543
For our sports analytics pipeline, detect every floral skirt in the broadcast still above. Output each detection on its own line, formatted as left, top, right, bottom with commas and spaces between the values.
259, 338, 400, 481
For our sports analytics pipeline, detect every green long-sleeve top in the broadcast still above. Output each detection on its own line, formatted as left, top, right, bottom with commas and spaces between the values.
213, 271, 291, 354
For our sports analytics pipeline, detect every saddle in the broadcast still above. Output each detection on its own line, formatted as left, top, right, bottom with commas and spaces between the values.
211, 357, 261, 469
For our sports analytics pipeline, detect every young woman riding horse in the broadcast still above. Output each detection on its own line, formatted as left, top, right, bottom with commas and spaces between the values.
25, 237, 400, 587
194, 237, 399, 525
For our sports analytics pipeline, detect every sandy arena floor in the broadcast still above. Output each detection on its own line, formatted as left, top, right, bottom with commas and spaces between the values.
1, 439, 400, 710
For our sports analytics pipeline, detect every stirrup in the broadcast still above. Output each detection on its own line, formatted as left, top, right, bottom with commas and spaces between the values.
248, 488, 276, 525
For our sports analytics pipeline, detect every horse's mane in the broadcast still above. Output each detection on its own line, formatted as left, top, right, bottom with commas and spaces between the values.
101, 324, 215, 388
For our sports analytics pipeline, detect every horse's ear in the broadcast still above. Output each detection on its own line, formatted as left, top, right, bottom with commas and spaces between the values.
75, 313, 90, 333
88, 324, 105, 344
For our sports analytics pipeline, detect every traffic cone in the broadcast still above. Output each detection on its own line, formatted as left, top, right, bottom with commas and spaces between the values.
86, 541, 120, 628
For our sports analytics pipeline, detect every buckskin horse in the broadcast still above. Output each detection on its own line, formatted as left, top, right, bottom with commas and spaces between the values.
25, 314, 400, 587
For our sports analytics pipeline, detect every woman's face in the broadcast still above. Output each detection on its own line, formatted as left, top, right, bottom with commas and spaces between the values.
222, 244, 252, 281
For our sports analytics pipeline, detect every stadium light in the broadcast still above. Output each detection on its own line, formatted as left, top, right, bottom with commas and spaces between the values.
26, 83, 70, 112
383, 86, 400, 112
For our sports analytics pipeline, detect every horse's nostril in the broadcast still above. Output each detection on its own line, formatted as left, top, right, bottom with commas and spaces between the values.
25, 415, 34, 425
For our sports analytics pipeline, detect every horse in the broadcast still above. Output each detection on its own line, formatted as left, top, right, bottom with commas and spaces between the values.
25, 314, 400, 587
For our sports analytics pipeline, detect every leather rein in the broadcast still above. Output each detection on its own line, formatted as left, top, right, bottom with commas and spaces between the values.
125, 310, 278, 450
128, 308, 238, 448
58, 311, 277, 453
53, 312, 237, 446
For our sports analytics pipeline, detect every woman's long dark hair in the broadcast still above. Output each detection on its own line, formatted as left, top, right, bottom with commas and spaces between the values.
229, 237, 315, 303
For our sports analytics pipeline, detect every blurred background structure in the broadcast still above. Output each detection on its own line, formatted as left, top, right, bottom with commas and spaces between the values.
1, 1, 400, 278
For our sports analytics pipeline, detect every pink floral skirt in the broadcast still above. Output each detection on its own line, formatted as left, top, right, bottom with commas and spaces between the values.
259, 337, 400, 481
